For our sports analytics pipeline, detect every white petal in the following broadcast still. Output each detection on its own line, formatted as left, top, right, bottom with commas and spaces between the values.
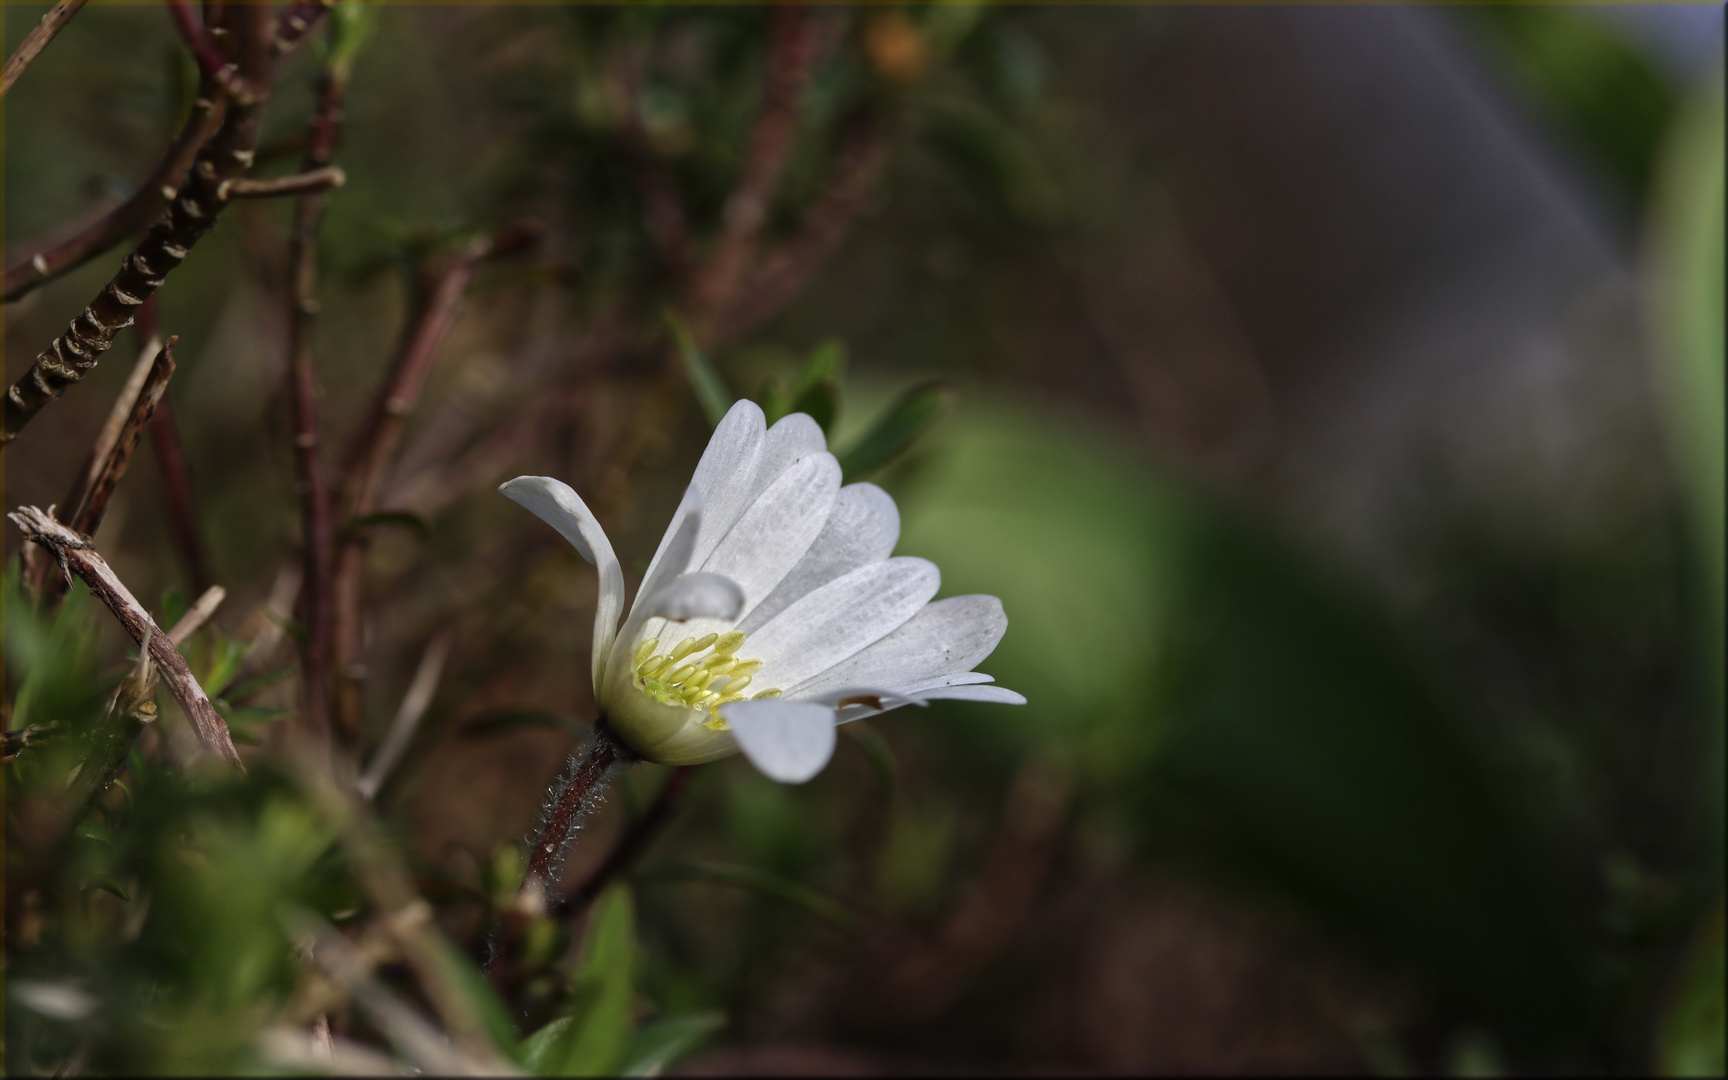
629, 487, 702, 650
740, 483, 900, 635
803, 686, 927, 710
791, 595, 1006, 698
897, 671, 996, 695
747, 557, 939, 691
752, 413, 828, 499
696, 452, 840, 615
638, 400, 765, 595
920, 684, 1026, 705
500, 476, 625, 688
638, 572, 745, 621
721, 699, 837, 784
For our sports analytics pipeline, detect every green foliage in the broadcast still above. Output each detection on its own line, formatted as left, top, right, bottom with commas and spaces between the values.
519, 885, 639, 1076
667, 308, 733, 429
836, 379, 955, 483
1658, 897, 1726, 1077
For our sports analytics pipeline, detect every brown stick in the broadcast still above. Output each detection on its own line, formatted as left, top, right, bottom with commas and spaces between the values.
722, 107, 888, 341
7, 508, 243, 769
2, 83, 224, 302
69, 336, 177, 539
148, 396, 212, 593
1, 0, 89, 98
689, 5, 818, 341
287, 66, 349, 749
1, 3, 272, 444
224, 165, 345, 199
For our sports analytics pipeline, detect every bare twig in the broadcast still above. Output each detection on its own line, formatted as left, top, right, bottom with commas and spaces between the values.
167, 0, 262, 105
329, 226, 536, 742
68, 337, 177, 538
1, 3, 273, 443
223, 165, 345, 199
1, 0, 89, 98
286, 65, 350, 750
7, 507, 242, 769
559, 765, 694, 915
722, 106, 888, 341
357, 631, 452, 801
2, 82, 224, 302
690, 4, 818, 341
168, 584, 227, 647
148, 395, 212, 592
63, 334, 163, 521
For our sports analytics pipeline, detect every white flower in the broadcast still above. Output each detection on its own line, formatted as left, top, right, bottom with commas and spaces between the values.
500, 399, 1023, 783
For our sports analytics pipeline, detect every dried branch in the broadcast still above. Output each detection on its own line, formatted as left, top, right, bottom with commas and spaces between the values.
286, 66, 351, 750
7, 507, 243, 769
721, 106, 889, 341
167, 0, 262, 105
223, 165, 345, 199
2, 84, 224, 302
1, 0, 89, 98
68, 336, 177, 538
690, 5, 819, 340
1, 3, 273, 444
55, 333, 163, 538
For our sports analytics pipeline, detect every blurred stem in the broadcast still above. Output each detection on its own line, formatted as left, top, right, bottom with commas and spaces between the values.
136, 299, 214, 594
523, 725, 630, 892
560, 765, 695, 914
0, 0, 89, 98
287, 59, 350, 754
273, 0, 334, 57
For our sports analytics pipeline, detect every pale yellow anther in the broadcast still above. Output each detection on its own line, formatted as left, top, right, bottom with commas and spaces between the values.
722, 674, 752, 694
752, 688, 782, 700
667, 663, 699, 685
669, 637, 700, 661
633, 638, 659, 666
695, 691, 720, 709
702, 655, 737, 674
691, 633, 718, 653
637, 655, 671, 679
715, 693, 746, 708
714, 630, 746, 657
728, 659, 764, 678
680, 684, 707, 704
689, 670, 714, 693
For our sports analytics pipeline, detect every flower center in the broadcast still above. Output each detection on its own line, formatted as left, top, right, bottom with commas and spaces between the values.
630, 629, 781, 730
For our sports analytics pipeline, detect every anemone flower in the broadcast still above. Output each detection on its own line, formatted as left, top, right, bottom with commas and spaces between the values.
500, 399, 1022, 786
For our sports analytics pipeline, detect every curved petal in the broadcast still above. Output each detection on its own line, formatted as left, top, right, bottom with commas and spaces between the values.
920, 684, 1026, 705
747, 557, 940, 692
751, 413, 828, 499
896, 671, 996, 695
803, 686, 927, 710
500, 476, 625, 688
720, 699, 837, 784
791, 594, 1006, 698
833, 679, 1022, 724
638, 400, 766, 594
740, 483, 900, 634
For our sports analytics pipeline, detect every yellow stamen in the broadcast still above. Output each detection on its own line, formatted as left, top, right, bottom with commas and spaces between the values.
689, 670, 714, 693
637, 655, 671, 679
752, 688, 782, 700
668, 636, 700, 661
633, 637, 659, 666
691, 632, 718, 653
714, 630, 746, 657
703, 655, 737, 675
728, 658, 764, 678
722, 674, 752, 694
667, 663, 699, 685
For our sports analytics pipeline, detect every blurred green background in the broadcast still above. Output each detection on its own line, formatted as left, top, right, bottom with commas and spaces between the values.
4, 4, 1723, 1075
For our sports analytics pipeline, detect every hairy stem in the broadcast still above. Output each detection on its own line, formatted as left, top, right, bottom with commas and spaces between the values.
523, 725, 631, 892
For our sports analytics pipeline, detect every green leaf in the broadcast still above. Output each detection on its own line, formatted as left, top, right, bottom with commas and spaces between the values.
1657, 896, 1725, 1077
460, 709, 585, 740
337, 511, 432, 544
795, 339, 845, 396
643, 861, 859, 932
75, 818, 112, 846
617, 1012, 726, 1077
200, 636, 250, 699
789, 380, 839, 436
665, 308, 731, 429
836, 380, 953, 483
85, 877, 131, 903
324, 0, 380, 76
520, 884, 638, 1076
425, 938, 523, 1061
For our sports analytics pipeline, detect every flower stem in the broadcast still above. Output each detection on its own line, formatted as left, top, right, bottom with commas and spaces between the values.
523, 725, 629, 891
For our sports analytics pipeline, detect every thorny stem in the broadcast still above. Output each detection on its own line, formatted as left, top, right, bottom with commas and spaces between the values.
6, 508, 243, 769
273, 0, 334, 56
2, 78, 224, 302
166, 0, 262, 104
287, 62, 349, 750
1, 3, 273, 444
0, 0, 89, 98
